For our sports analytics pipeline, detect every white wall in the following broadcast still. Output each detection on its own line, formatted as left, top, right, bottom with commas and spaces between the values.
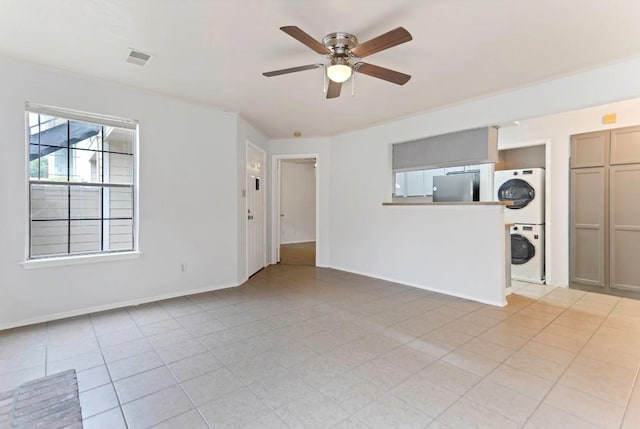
0, 56, 252, 329
268, 138, 330, 266
280, 161, 316, 244
326, 56, 640, 291
329, 129, 511, 304
499, 97, 640, 286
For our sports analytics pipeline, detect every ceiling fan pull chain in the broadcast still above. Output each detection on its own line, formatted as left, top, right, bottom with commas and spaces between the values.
352, 71, 355, 97
323, 66, 327, 93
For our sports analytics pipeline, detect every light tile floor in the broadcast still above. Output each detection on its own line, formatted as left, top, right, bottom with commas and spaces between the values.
510, 280, 557, 300
1, 265, 639, 428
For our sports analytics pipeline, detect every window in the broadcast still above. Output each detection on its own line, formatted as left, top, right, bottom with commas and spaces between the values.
394, 169, 444, 197
27, 104, 137, 259
393, 165, 485, 198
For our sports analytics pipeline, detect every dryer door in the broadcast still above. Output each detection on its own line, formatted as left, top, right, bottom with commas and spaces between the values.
511, 234, 536, 265
498, 179, 535, 209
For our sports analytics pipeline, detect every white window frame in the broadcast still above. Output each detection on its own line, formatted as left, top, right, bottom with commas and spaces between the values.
22, 103, 140, 267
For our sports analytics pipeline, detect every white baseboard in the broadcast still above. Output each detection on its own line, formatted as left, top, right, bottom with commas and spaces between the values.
511, 278, 568, 289
512, 276, 546, 285
329, 265, 507, 307
280, 240, 316, 245
549, 282, 569, 288
0, 281, 240, 331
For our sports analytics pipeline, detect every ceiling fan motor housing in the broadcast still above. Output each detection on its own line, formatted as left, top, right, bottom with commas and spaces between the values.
322, 32, 358, 58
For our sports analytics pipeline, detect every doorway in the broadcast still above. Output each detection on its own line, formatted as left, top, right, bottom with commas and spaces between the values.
246, 142, 266, 277
272, 155, 319, 266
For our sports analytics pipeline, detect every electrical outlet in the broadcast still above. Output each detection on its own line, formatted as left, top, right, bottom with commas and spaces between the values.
180, 263, 187, 272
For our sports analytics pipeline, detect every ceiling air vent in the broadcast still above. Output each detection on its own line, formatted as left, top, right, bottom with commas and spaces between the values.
126, 49, 152, 66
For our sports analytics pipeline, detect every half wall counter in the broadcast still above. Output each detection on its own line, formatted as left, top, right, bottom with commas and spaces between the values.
379, 201, 511, 306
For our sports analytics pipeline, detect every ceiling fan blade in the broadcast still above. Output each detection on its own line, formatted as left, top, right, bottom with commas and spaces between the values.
263, 64, 324, 77
350, 27, 412, 58
355, 62, 411, 85
326, 80, 342, 99
280, 26, 332, 55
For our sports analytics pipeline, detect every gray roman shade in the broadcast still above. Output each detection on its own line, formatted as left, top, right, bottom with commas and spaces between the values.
392, 126, 499, 171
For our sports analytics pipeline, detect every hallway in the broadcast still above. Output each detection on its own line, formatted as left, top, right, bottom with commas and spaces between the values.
279, 241, 316, 266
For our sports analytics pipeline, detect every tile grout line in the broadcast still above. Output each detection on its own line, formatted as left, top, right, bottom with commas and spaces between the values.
89, 312, 130, 429
405, 297, 542, 427
177, 310, 217, 429
207, 285, 350, 427
182, 280, 387, 428
465, 296, 572, 425
127, 303, 212, 429
82, 288, 512, 427
412, 289, 586, 427
619, 355, 640, 428
182, 282, 346, 429
340, 296, 514, 428
518, 294, 623, 429
99, 304, 213, 428
611, 302, 640, 429
132, 294, 290, 427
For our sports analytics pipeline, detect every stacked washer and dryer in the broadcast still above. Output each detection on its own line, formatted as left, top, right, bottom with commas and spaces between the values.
494, 168, 545, 283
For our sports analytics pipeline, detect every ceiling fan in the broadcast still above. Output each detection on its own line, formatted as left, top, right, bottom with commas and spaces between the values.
263, 26, 413, 99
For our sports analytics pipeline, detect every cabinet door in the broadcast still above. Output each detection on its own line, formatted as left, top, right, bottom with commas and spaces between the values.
570, 168, 606, 288
571, 131, 608, 168
609, 165, 640, 292
610, 125, 640, 165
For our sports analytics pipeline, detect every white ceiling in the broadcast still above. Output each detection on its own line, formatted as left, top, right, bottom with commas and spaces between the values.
1, 0, 640, 138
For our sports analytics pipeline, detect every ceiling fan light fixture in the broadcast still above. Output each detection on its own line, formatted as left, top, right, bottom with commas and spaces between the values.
327, 62, 352, 83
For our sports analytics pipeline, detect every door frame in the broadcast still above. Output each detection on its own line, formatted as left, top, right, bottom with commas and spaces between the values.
246, 141, 267, 278
496, 139, 551, 283
271, 153, 320, 266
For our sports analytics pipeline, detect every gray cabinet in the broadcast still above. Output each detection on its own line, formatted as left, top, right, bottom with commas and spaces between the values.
570, 130, 608, 168
610, 126, 640, 165
570, 168, 606, 288
609, 165, 640, 292
571, 127, 640, 295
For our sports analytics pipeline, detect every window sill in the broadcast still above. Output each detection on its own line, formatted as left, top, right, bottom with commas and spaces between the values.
21, 251, 142, 270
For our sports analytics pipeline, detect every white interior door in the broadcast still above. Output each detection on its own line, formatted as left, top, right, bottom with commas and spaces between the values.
247, 144, 265, 277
